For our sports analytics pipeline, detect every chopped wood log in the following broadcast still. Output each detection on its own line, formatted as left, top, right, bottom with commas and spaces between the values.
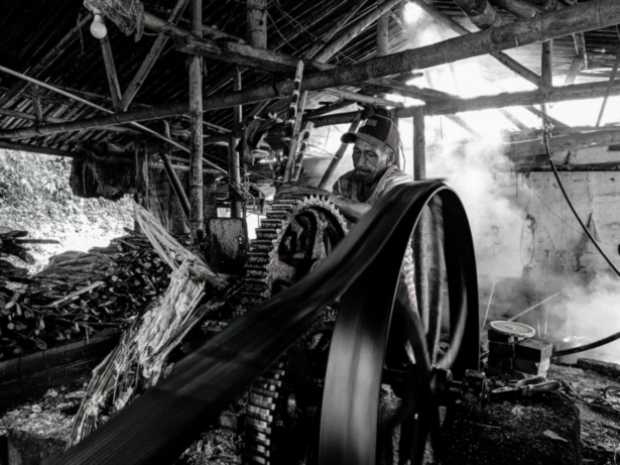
577, 358, 620, 380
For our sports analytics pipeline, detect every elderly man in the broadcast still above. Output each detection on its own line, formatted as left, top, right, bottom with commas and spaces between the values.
331, 107, 410, 220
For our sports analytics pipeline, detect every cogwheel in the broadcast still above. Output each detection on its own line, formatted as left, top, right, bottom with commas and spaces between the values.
240, 193, 345, 465
243, 310, 336, 465
239, 194, 348, 308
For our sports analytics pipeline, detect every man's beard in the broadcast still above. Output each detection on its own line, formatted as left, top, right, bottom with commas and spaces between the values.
351, 168, 376, 181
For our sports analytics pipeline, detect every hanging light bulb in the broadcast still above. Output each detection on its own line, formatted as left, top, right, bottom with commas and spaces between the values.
403, 2, 423, 24
90, 13, 108, 40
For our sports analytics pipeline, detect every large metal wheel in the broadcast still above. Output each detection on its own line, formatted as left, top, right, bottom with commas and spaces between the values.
318, 188, 479, 465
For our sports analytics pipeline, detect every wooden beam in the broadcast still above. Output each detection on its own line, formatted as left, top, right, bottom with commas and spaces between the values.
247, 0, 267, 49
507, 128, 620, 158
120, 0, 190, 111
404, 80, 620, 117
189, 0, 204, 237
413, 108, 426, 179
314, 0, 405, 62
99, 36, 122, 109
411, 0, 541, 86
143, 11, 241, 42
147, 12, 331, 72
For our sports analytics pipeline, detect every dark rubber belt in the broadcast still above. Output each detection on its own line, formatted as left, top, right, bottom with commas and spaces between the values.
51, 180, 479, 465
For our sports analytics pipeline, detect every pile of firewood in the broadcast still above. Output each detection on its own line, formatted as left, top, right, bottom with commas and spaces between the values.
0, 232, 171, 360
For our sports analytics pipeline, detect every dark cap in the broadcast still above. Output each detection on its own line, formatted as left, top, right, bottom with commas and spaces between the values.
341, 107, 399, 157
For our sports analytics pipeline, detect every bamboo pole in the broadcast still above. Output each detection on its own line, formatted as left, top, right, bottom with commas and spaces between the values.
230, 69, 243, 219
189, 0, 204, 237
99, 36, 122, 109
413, 108, 426, 180
120, 0, 190, 111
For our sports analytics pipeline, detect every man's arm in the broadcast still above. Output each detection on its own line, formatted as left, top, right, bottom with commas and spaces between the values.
330, 194, 371, 221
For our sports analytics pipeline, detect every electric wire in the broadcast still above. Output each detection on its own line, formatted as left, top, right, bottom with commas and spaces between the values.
540, 105, 620, 356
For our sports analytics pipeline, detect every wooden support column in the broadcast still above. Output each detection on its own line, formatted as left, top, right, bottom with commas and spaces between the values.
318, 115, 362, 189
412, 107, 429, 328
163, 122, 192, 219
189, 0, 204, 238
247, 0, 267, 49
31, 86, 43, 123
230, 68, 244, 219
377, 15, 390, 56
99, 35, 122, 109
413, 108, 426, 180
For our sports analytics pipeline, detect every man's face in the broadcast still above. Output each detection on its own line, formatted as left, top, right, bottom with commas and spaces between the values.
352, 139, 391, 179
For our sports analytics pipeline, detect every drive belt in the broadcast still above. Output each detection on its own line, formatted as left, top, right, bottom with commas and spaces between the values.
51, 180, 479, 465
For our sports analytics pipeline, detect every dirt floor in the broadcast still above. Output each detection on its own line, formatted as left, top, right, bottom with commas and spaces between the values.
1, 362, 619, 465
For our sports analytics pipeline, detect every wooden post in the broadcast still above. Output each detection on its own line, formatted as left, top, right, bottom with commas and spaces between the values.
542, 40, 553, 89
230, 68, 244, 219
189, 0, 204, 238
31, 86, 43, 123
247, 0, 267, 49
413, 108, 425, 180
162, 122, 192, 219
412, 108, 429, 329
377, 15, 390, 56
318, 116, 362, 189
99, 35, 122, 109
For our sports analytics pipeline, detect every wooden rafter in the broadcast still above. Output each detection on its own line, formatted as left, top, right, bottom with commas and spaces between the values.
99, 36, 122, 109
4, 0, 620, 139
120, 0, 190, 111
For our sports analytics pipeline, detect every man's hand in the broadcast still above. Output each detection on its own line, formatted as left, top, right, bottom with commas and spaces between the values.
276, 184, 329, 198
329, 195, 371, 221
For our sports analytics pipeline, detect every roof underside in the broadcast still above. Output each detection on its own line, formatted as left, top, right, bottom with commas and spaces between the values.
1, 0, 619, 165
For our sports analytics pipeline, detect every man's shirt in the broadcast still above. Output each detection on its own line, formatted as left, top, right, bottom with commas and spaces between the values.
332, 165, 411, 204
